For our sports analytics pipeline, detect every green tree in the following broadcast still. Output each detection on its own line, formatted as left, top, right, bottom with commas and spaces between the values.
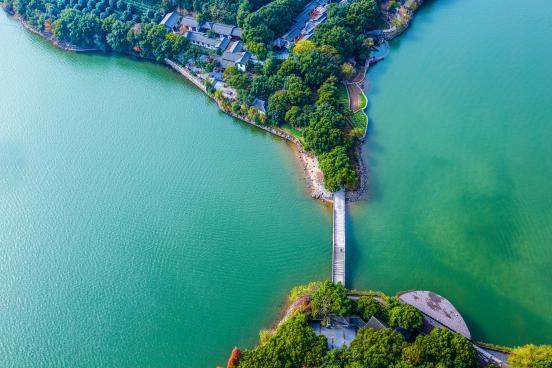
105, 19, 131, 52
303, 119, 345, 155
283, 75, 310, 106
346, 0, 379, 34
355, 296, 385, 321
388, 304, 424, 333
320, 348, 350, 368
296, 48, 339, 88
508, 344, 552, 368
316, 76, 339, 107
348, 328, 404, 367
284, 104, 313, 128
159, 32, 187, 60
237, 314, 328, 368
245, 40, 268, 59
315, 103, 345, 128
414, 328, 478, 368
341, 62, 356, 81
267, 90, 289, 125
401, 341, 426, 366
249, 75, 272, 100
312, 25, 354, 58
262, 55, 281, 75
285, 106, 301, 126
310, 280, 352, 318
319, 146, 356, 191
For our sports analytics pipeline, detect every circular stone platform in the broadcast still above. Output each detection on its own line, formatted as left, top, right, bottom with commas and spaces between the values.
398, 290, 471, 339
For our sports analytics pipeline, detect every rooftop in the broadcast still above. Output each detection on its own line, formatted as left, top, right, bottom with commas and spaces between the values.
185, 31, 230, 50
275, 0, 329, 47
201, 21, 244, 38
309, 315, 374, 350
398, 290, 471, 339
181, 15, 199, 28
160, 11, 181, 29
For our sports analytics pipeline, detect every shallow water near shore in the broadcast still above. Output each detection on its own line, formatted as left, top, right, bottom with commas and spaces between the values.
352, 0, 552, 345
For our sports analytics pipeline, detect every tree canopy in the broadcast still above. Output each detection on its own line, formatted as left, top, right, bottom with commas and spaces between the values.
355, 296, 386, 321
508, 344, 552, 368
348, 327, 405, 368
237, 314, 328, 368
413, 328, 478, 368
310, 280, 352, 319
388, 304, 424, 333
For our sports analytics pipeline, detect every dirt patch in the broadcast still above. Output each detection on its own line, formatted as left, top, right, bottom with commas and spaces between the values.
346, 83, 365, 112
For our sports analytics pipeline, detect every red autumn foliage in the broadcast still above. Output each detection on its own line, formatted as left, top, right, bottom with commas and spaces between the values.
227, 347, 241, 368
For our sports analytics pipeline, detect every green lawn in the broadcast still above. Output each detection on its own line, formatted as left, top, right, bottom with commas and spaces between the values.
359, 90, 368, 109
352, 110, 368, 130
282, 124, 304, 141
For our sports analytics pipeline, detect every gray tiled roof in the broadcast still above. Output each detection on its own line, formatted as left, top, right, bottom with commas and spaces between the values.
228, 41, 243, 53
251, 98, 266, 113
231, 28, 243, 38
277, 0, 330, 45
365, 316, 386, 330
160, 11, 181, 29
202, 22, 237, 37
200, 22, 243, 39
181, 15, 199, 28
221, 50, 251, 65
185, 32, 230, 50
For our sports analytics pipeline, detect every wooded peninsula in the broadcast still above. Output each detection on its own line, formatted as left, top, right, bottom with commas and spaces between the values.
0, 0, 422, 196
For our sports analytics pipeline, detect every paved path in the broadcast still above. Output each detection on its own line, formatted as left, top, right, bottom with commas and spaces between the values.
332, 190, 346, 285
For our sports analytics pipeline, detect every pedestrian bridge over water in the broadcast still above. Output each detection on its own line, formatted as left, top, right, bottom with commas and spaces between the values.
332, 190, 346, 285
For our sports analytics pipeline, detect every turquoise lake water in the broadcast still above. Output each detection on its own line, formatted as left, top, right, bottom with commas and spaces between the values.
0, 0, 551, 365
0, 11, 331, 367
352, 0, 551, 345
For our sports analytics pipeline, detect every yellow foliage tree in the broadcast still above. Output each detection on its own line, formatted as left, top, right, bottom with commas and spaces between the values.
508, 344, 552, 368
292, 40, 316, 56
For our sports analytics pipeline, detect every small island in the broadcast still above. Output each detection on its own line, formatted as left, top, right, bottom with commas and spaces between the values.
1, 0, 424, 200
222, 281, 552, 368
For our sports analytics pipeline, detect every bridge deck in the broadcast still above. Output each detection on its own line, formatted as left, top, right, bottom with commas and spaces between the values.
332, 190, 346, 285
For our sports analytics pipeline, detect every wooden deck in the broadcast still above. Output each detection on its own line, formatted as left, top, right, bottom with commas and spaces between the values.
332, 190, 346, 285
